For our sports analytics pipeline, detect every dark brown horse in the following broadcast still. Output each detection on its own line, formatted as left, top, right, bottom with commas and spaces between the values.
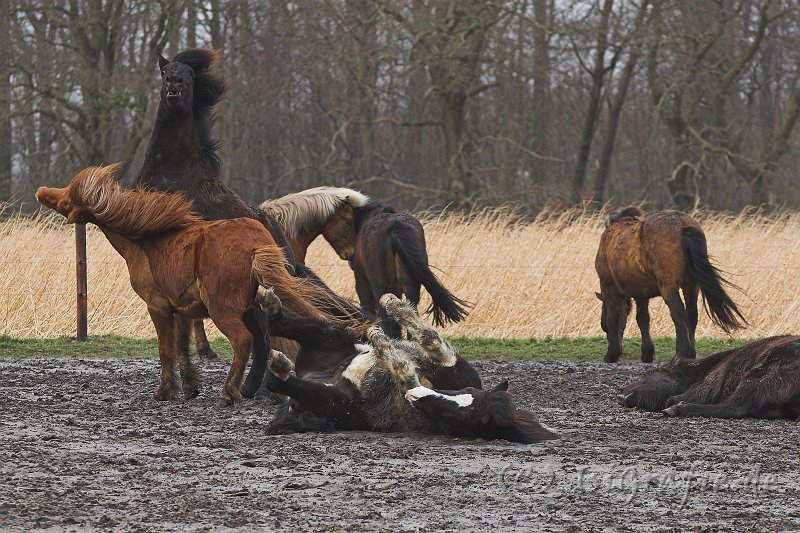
133, 48, 361, 394
260, 186, 369, 265
262, 291, 558, 443
36, 165, 362, 405
350, 202, 470, 338
595, 207, 746, 363
618, 336, 800, 419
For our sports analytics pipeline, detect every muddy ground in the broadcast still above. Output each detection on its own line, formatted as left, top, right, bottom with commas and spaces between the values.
1, 356, 798, 532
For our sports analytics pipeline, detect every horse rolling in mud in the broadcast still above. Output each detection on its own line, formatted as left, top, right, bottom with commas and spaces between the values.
260, 186, 369, 265
617, 336, 800, 419
595, 207, 746, 363
259, 290, 558, 444
135, 48, 360, 393
36, 165, 362, 405
351, 202, 470, 338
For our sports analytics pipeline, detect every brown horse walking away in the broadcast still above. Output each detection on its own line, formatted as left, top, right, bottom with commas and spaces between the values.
350, 202, 470, 338
595, 207, 746, 363
36, 164, 362, 405
260, 186, 369, 265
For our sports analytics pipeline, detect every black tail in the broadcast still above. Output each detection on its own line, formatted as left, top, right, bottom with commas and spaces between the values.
682, 227, 747, 332
265, 402, 337, 435
390, 223, 470, 327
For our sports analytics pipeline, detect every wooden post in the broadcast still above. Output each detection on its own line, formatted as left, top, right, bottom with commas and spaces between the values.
75, 223, 87, 341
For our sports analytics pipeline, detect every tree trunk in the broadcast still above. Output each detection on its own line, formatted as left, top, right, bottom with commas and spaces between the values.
570, 0, 614, 204
0, 4, 11, 202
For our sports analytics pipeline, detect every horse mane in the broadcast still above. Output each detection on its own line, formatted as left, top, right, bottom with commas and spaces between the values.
260, 187, 370, 239
353, 201, 395, 231
70, 164, 202, 239
171, 48, 228, 114
606, 206, 643, 227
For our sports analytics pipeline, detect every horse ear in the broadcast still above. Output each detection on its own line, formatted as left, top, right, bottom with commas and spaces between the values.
158, 53, 169, 70
492, 380, 509, 392
595, 292, 603, 301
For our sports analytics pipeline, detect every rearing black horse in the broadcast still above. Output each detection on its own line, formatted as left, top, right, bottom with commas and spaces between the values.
132, 48, 361, 396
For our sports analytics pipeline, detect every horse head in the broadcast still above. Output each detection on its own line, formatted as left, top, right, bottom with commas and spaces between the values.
405, 380, 559, 444
322, 204, 357, 260
156, 48, 227, 117
36, 164, 121, 224
158, 54, 195, 115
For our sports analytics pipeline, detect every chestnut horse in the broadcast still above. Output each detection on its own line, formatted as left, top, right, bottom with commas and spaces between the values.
36, 164, 362, 405
262, 291, 558, 443
595, 207, 746, 363
260, 186, 369, 265
351, 202, 470, 338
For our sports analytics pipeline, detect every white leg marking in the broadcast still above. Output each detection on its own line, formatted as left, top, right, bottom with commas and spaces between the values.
404, 386, 474, 407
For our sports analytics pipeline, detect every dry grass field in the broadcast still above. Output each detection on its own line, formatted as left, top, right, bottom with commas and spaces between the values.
2, 208, 798, 339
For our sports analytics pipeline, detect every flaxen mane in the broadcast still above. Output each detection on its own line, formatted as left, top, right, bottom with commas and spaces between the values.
70, 164, 202, 239
260, 187, 370, 239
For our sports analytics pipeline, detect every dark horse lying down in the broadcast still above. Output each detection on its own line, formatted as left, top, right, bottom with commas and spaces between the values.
351, 202, 470, 338
595, 206, 745, 362
618, 336, 800, 419
259, 291, 558, 444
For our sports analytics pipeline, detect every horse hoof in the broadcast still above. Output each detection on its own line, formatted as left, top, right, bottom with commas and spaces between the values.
662, 401, 685, 417
603, 354, 620, 363
183, 388, 200, 400
640, 353, 654, 364
218, 397, 235, 407
256, 285, 282, 316
379, 293, 400, 310
199, 347, 219, 361
268, 350, 294, 381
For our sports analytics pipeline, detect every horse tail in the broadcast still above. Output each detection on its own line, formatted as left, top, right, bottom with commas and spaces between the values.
265, 402, 337, 435
390, 223, 470, 327
251, 244, 365, 335
682, 227, 747, 332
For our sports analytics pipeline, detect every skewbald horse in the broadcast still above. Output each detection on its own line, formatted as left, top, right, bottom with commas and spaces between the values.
595, 207, 746, 363
36, 164, 363, 405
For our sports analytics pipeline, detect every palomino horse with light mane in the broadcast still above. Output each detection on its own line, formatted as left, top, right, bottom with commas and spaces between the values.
36, 164, 363, 405
595, 206, 746, 363
260, 186, 370, 265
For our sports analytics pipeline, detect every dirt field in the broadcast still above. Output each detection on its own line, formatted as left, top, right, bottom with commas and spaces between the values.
1, 356, 798, 532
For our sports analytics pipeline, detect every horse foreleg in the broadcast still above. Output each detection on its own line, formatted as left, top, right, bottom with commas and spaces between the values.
662, 288, 695, 359
634, 298, 654, 363
353, 272, 378, 322
603, 297, 627, 363
240, 310, 270, 399
175, 314, 201, 399
266, 350, 360, 426
192, 320, 219, 360
380, 293, 457, 367
148, 308, 180, 401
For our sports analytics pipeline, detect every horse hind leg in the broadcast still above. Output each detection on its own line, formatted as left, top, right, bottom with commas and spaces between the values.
175, 315, 201, 399
634, 298, 654, 363
379, 294, 457, 367
193, 320, 219, 360
661, 287, 695, 359
682, 283, 700, 358
367, 324, 419, 388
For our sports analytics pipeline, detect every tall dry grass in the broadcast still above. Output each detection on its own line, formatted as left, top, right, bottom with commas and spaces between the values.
2, 208, 798, 339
